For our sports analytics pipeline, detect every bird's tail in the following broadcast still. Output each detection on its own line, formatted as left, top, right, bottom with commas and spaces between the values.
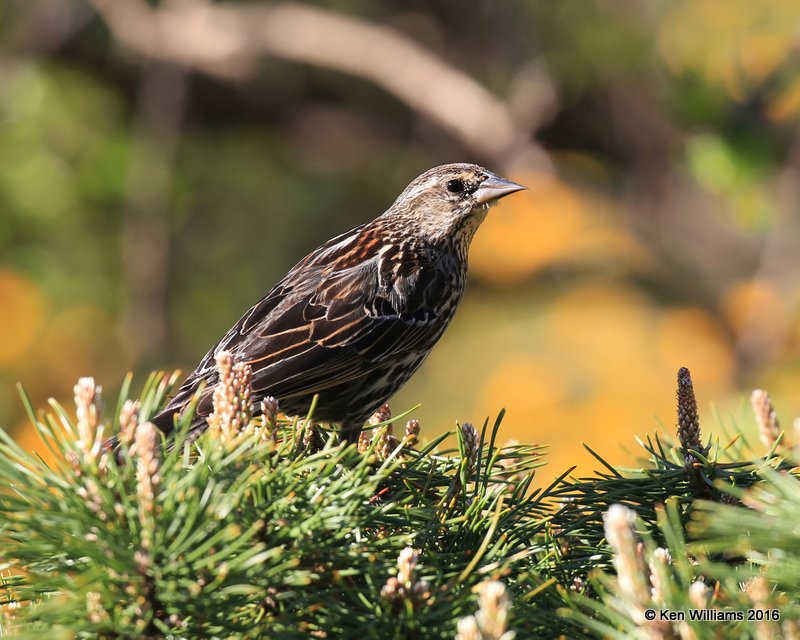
340, 424, 361, 445
149, 406, 179, 437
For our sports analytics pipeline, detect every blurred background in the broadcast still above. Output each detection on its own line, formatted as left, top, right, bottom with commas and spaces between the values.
1, 0, 799, 480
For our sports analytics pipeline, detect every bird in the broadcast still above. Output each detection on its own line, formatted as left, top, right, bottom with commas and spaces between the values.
150, 163, 525, 444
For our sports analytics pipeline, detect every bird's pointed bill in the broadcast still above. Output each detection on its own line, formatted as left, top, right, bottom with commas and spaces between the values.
474, 174, 527, 205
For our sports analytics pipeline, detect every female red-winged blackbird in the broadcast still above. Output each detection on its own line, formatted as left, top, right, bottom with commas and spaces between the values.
151, 163, 525, 443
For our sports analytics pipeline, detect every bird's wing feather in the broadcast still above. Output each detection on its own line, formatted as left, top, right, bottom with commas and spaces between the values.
159, 226, 451, 424
242, 255, 447, 399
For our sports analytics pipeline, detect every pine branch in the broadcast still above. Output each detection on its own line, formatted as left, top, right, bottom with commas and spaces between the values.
1, 364, 798, 638
0, 369, 571, 638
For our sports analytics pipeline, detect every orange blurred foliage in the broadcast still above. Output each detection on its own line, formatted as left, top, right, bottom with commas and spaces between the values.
12, 418, 59, 467
471, 173, 646, 285
396, 281, 738, 484
0, 268, 46, 365
723, 279, 783, 337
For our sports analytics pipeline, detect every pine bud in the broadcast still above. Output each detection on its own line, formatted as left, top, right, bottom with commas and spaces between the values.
570, 576, 586, 592
475, 581, 514, 640
378, 434, 401, 460
456, 616, 481, 640
745, 576, 771, 640
301, 421, 324, 452
86, 591, 108, 624
74, 377, 104, 466
381, 547, 431, 611
688, 581, 709, 609
649, 547, 671, 604
118, 399, 140, 449
751, 389, 783, 451
135, 422, 160, 555
380, 576, 401, 602
357, 428, 372, 453
207, 351, 252, 442
261, 395, 280, 422
368, 404, 395, 459
404, 419, 420, 447
677, 367, 703, 467
258, 396, 280, 443
369, 403, 392, 427
603, 504, 649, 622
460, 422, 479, 476
397, 547, 417, 587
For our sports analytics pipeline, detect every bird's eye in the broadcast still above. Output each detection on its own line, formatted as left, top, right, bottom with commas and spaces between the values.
446, 179, 465, 193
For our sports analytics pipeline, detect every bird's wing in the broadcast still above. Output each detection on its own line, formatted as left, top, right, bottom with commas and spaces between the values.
161, 226, 451, 422
241, 244, 449, 402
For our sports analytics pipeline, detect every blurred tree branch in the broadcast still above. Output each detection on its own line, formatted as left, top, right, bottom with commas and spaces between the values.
605, 81, 800, 380
121, 61, 187, 362
85, 0, 554, 172
733, 134, 800, 373
8, 0, 93, 54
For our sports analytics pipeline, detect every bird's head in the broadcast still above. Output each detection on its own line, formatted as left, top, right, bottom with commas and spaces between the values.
388, 163, 526, 246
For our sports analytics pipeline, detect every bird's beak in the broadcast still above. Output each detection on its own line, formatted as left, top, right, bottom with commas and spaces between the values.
473, 174, 527, 205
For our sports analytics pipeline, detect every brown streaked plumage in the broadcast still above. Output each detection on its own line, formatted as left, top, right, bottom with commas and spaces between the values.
151, 163, 525, 443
